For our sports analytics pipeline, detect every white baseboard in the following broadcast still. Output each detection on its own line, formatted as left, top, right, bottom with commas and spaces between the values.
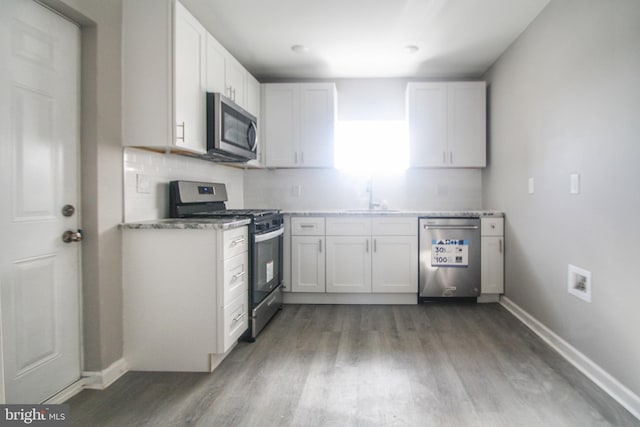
500, 296, 640, 420
283, 292, 417, 305
44, 358, 128, 404
82, 358, 128, 390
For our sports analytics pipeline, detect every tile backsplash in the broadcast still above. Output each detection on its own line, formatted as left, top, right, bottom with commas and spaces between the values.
124, 147, 483, 222
243, 168, 482, 211
123, 148, 244, 222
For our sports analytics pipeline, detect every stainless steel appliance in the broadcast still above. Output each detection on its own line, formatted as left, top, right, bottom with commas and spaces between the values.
419, 217, 481, 301
204, 93, 257, 162
169, 180, 283, 340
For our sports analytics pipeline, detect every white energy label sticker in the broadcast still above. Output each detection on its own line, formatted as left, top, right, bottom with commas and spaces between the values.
266, 260, 274, 282
431, 239, 469, 267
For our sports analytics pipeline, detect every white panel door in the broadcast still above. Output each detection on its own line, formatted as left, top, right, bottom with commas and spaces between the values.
205, 33, 227, 95
291, 236, 325, 293
326, 237, 371, 293
0, 0, 81, 403
372, 236, 418, 293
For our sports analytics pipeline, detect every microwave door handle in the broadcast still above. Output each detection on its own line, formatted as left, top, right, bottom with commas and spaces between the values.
248, 121, 258, 152
254, 226, 284, 243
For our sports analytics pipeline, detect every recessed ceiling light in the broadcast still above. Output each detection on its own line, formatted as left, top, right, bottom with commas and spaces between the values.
403, 45, 419, 54
291, 44, 309, 53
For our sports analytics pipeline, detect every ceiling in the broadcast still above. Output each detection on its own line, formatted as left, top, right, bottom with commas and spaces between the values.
181, 0, 550, 81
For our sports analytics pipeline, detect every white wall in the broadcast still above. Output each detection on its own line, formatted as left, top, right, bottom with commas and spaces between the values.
124, 148, 244, 221
483, 0, 640, 400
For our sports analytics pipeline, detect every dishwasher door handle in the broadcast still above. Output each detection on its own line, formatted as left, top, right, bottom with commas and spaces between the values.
423, 225, 479, 230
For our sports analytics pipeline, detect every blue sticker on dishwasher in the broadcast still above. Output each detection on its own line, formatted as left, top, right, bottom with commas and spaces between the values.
431, 239, 469, 267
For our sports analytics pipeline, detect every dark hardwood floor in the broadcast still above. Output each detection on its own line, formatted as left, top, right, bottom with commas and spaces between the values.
68, 304, 639, 426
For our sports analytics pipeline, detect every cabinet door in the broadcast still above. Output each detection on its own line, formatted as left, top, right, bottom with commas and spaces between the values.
264, 84, 299, 167
299, 83, 336, 167
245, 73, 261, 118
225, 55, 246, 106
205, 33, 226, 94
291, 236, 325, 293
407, 82, 447, 167
174, 2, 206, 153
481, 236, 504, 294
218, 294, 248, 353
326, 236, 371, 293
372, 236, 418, 293
447, 82, 486, 167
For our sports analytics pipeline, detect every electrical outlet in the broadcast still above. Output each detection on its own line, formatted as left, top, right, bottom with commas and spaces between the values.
136, 174, 151, 194
568, 264, 591, 302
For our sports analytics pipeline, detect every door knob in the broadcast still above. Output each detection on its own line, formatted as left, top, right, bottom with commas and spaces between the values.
62, 229, 83, 243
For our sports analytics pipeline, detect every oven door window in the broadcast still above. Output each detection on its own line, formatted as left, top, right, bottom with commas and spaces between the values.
253, 233, 282, 304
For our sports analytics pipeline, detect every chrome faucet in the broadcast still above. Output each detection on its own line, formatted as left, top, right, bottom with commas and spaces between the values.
367, 177, 380, 210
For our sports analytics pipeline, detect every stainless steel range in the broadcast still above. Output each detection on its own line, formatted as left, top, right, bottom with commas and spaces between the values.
169, 180, 283, 341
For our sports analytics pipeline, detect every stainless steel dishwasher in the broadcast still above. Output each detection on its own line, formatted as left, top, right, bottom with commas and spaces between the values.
419, 217, 481, 301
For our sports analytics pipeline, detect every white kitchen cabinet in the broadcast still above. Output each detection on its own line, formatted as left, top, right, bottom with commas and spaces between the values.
326, 236, 372, 293
205, 33, 227, 95
123, 225, 248, 372
264, 83, 336, 167
370, 216, 418, 293
124, 0, 259, 155
291, 217, 325, 292
407, 81, 486, 168
174, 3, 207, 153
481, 218, 504, 294
123, 0, 206, 154
206, 33, 259, 117
371, 236, 417, 293
292, 236, 326, 293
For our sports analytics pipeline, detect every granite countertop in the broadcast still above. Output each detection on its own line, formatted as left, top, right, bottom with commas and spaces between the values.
120, 218, 251, 230
284, 210, 504, 218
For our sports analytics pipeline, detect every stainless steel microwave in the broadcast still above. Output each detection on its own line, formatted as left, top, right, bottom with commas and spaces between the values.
205, 92, 257, 162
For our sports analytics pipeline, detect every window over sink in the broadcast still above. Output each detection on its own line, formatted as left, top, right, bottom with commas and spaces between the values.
334, 120, 409, 174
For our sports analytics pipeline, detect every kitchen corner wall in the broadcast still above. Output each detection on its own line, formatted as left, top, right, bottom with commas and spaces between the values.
124, 148, 244, 222
243, 168, 481, 211
483, 0, 640, 402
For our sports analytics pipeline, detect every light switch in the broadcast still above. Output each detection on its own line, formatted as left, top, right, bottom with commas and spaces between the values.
528, 177, 535, 194
570, 173, 580, 194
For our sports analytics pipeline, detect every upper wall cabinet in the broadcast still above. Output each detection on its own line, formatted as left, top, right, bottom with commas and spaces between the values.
206, 34, 258, 114
407, 82, 486, 168
123, 0, 260, 155
263, 83, 337, 168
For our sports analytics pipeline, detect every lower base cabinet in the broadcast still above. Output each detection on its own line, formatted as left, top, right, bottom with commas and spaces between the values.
326, 236, 372, 293
481, 218, 505, 295
291, 236, 325, 292
123, 226, 248, 372
372, 236, 418, 293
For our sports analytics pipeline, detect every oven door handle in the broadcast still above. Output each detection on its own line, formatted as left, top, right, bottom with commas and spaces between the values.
254, 226, 284, 243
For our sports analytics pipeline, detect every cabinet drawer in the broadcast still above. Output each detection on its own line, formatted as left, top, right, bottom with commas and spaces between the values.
372, 216, 417, 236
481, 218, 504, 236
326, 217, 371, 236
220, 295, 248, 353
223, 252, 248, 305
291, 216, 325, 235
223, 227, 248, 259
